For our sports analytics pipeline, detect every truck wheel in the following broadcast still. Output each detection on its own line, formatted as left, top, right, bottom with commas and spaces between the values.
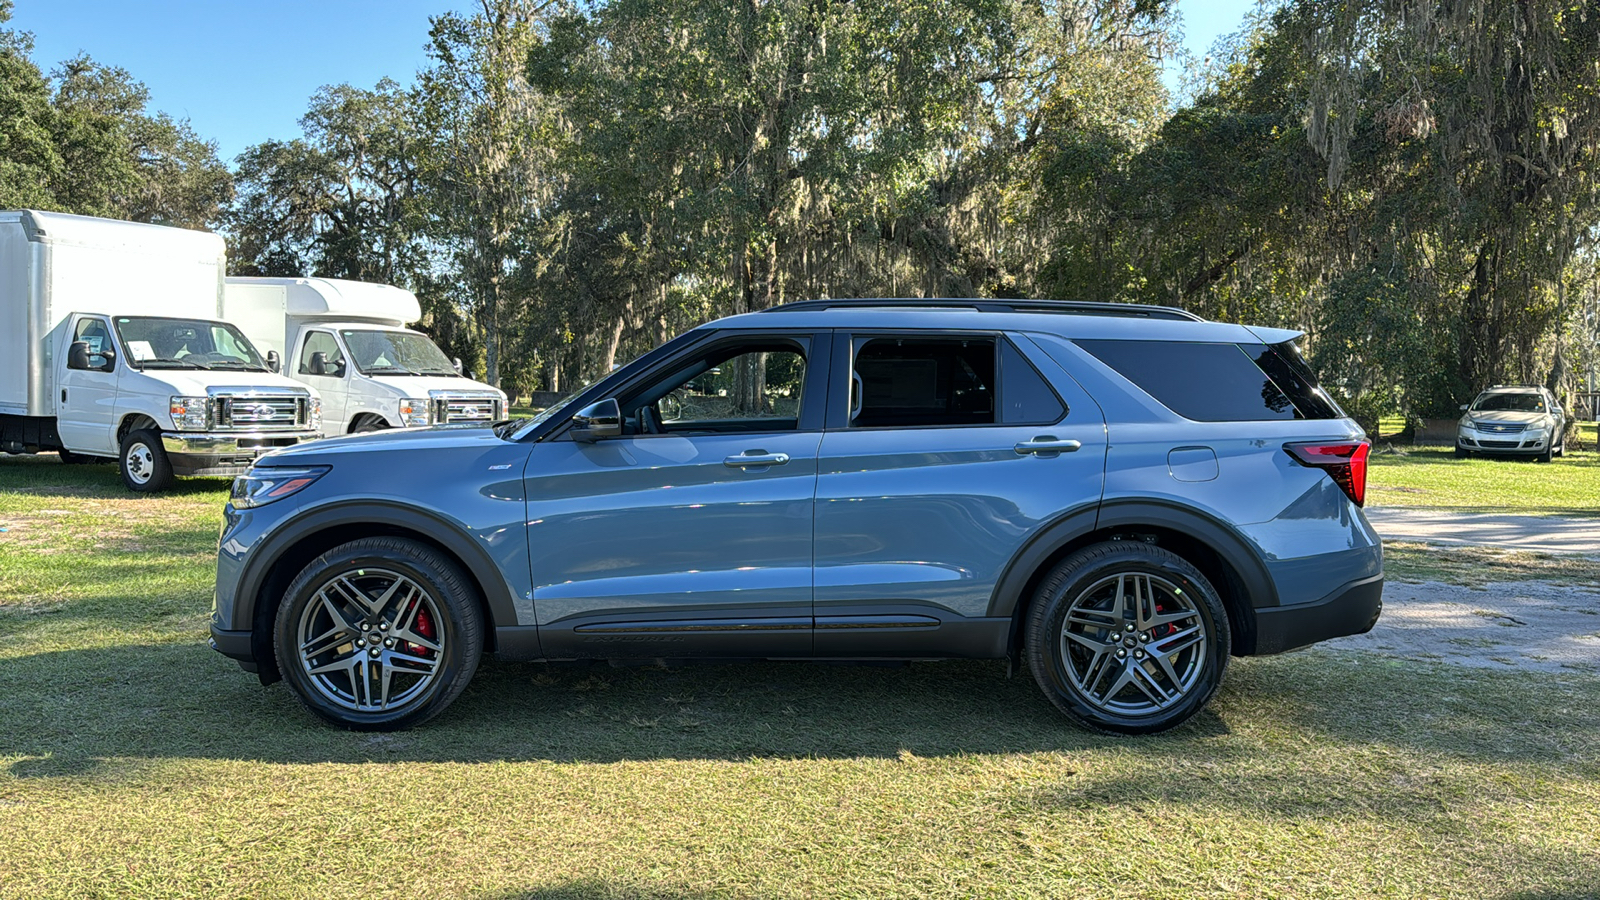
119, 429, 174, 492
353, 418, 388, 433
274, 537, 484, 730
1025, 542, 1230, 735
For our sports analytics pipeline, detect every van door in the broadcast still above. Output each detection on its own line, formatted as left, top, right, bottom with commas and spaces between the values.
56, 315, 122, 456
296, 329, 349, 434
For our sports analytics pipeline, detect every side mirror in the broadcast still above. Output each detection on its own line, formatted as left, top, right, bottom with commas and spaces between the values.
452, 357, 463, 374
570, 398, 622, 443
266, 350, 281, 373
1459, 404, 1469, 411
68, 341, 113, 371
309, 351, 328, 376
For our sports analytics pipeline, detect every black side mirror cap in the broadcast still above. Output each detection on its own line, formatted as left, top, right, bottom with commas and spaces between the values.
571, 398, 622, 443
67, 341, 92, 370
67, 341, 113, 371
267, 350, 281, 373
309, 351, 328, 376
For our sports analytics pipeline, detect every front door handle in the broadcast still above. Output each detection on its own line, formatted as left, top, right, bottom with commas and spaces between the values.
1015, 437, 1082, 456
724, 451, 791, 468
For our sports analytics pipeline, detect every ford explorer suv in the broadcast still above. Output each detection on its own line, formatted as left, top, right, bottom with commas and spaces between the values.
210, 299, 1383, 734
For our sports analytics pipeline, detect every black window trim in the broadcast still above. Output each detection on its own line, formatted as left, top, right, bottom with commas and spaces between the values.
825, 329, 1069, 432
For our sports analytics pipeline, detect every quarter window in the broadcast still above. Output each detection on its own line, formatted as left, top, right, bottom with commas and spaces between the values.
1076, 339, 1316, 422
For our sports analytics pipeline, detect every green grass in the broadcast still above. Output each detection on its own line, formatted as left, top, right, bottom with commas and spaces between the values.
4, 454, 1600, 898
1368, 447, 1600, 515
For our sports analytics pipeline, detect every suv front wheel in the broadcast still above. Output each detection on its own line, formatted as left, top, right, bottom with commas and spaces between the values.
274, 537, 484, 730
1025, 542, 1230, 734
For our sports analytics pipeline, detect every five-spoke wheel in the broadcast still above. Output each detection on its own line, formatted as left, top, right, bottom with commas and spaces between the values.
275, 537, 483, 730
1027, 542, 1229, 734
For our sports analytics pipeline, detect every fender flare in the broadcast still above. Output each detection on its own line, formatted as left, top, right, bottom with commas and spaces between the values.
988, 499, 1278, 618
236, 500, 520, 631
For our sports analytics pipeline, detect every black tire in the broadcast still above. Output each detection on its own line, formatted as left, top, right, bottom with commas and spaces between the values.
1538, 442, 1553, 463
274, 537, 484, 730
1025, 542, 1230, 735
119, 429, 174, 492
1454, 446, 1469, 459
352, 418, 388, 434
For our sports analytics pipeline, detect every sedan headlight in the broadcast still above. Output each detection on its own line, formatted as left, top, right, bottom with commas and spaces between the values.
399, 397, 432, 427
230, 465, 330, 509
170, 396, 209, 431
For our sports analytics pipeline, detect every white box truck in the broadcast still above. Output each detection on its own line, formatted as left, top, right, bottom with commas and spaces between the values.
0, 210, 323, 492
222, 276, 507, 436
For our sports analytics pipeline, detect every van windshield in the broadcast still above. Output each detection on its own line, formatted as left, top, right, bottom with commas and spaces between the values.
115, 316, 268, 371
340, 330, 459, 376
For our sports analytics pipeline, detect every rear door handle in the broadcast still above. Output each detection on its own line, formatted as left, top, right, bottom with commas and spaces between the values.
1015, 437, 1082, 456
724, 451, 791, 468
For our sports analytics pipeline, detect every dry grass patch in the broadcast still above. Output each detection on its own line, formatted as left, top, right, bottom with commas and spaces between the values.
1384, 541, 1600, 587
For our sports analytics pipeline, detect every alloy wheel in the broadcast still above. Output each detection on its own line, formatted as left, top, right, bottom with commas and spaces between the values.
1058, 572, 1209, 716
296, 568, 446, 712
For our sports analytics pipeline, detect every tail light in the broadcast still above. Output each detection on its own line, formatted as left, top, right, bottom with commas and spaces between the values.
1283, 441, 1370, 506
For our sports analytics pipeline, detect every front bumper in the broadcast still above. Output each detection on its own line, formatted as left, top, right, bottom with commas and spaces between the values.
1457, 428, 1550, 455
209, 627, 258, 672
1251, 573, 1383, 655
162, 431, 323, 476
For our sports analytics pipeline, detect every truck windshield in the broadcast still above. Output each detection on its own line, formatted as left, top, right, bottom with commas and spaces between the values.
340, 330, 459, 376
114, 316, 268, 371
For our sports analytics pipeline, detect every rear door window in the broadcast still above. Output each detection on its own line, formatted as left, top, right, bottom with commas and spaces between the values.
851, 338, 995, 427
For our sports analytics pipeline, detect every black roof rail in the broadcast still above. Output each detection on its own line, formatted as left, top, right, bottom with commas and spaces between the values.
760, 297, 1206, 322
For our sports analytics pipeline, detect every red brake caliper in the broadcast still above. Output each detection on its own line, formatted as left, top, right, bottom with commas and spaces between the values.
410, 605, 437, 658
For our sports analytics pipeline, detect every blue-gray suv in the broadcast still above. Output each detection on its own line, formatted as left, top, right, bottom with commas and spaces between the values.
211, 299, 1383, 734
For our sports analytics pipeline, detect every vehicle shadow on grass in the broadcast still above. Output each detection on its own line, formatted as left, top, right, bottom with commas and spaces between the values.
3, 639, 1597, 775
0, 453, 230, 500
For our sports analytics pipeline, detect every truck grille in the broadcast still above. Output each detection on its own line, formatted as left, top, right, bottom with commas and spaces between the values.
215, 396, 308, 430
431, 396, 501, 424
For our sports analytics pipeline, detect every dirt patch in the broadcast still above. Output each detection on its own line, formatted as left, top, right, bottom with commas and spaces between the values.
1326, 580, 1600, 673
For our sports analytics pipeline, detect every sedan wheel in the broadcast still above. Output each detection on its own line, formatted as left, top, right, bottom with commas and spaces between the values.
275, 537, 483, 730
1026, 542, 1229, 734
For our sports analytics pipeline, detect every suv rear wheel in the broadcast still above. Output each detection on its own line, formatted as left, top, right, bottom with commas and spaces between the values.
274, 537, 484, 730
1025, 542, 1230, 734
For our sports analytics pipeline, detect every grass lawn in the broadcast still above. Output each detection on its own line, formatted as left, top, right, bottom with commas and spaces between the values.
4, 454, 1600, 898
1367, 446, 1600, 515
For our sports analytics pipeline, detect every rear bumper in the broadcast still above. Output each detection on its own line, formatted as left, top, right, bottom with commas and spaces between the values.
162, 431, 322, 477
1250, 573, 1383, 655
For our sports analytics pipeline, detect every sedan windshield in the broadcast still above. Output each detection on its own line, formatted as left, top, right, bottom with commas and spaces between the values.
340, 330, 458, 376
114, 316, 267, 371
1472, 392, 1545, 413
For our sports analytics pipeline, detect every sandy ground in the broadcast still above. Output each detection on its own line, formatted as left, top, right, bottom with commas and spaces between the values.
1325, 579, 1600, 673
1364, 507, 1600, 554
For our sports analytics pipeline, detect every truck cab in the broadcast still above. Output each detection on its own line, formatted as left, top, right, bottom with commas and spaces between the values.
224, 277, 506, 436
1, 210, 323, 492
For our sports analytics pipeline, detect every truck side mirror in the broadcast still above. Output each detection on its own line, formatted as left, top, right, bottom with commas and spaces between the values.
267, 350, 281, 373
309, 351, 328, 376
67, 341, 113, 371
452, 357, 463, 375
570, 398, 622, 443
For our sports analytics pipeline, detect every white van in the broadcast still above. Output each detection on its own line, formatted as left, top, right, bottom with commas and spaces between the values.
0, 210, 322, 492
223, 277, 507, 436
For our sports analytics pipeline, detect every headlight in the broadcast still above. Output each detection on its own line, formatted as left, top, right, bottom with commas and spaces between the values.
170, 396, 209, 431
399, 397, 432, 427
309, 397, 323, 431
230, 465, 330, 509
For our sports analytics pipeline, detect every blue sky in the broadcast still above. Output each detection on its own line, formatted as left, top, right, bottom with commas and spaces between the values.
9, 0, 1258, 165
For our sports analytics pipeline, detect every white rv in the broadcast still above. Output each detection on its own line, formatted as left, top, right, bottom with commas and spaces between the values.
0, 210, 322, 492
222, 277, 506, 436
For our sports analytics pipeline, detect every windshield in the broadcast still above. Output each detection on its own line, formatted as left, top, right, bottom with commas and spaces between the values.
1472, 392, 1546, 413
340, 330, 458, 376
114, 316, 267, 371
